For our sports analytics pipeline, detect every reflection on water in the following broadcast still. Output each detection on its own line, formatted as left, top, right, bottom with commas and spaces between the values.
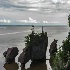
4, 61, 19, 70
4, 61, 47, 70
21, 62, 47, 70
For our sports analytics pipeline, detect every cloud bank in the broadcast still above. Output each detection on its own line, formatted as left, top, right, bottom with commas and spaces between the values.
0, 0, 70, 24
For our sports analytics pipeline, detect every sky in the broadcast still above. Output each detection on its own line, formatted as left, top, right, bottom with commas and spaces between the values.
0, 0, 70, 25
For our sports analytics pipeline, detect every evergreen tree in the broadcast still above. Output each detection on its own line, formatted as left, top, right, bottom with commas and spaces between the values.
68, 15, 70, 27
50, 32, 70, 70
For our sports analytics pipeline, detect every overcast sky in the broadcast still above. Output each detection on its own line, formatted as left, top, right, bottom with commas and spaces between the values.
0, 0, 70, 24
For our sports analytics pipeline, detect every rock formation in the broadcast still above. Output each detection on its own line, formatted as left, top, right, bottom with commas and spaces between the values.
19, 26, 48, 68
49, 39, 58, 67
18, 47, 30, 68
3, 47, 19, 64
49, 39, 58, 55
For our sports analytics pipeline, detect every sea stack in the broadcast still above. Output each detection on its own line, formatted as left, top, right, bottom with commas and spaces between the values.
3, 47, 19, 64
18, 26, 48, 68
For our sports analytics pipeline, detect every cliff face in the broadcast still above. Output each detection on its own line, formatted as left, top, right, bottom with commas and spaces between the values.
30, 37, 48, 60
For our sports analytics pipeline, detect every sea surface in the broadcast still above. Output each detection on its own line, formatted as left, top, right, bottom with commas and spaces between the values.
0, 25, 69, 70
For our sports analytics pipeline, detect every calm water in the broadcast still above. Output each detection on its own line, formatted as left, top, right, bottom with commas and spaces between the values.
0, 25, 69, 70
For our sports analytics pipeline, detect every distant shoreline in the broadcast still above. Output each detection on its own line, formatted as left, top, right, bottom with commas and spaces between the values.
0, 25, 68, 27
0, 22, 68, 27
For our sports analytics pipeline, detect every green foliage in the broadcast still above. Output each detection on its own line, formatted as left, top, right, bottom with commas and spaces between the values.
52, 52, 66, 70
24, 26, 48, 48
51, 32, 70, 70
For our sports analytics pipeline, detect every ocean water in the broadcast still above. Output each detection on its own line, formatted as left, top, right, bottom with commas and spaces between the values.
0, 25, 69, 70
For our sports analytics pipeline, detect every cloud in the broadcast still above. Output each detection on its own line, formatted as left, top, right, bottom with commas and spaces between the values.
0, 0, 70, 13
0, 19, 11, 23
0, 0, 70, 24
17, 17, 39, 23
